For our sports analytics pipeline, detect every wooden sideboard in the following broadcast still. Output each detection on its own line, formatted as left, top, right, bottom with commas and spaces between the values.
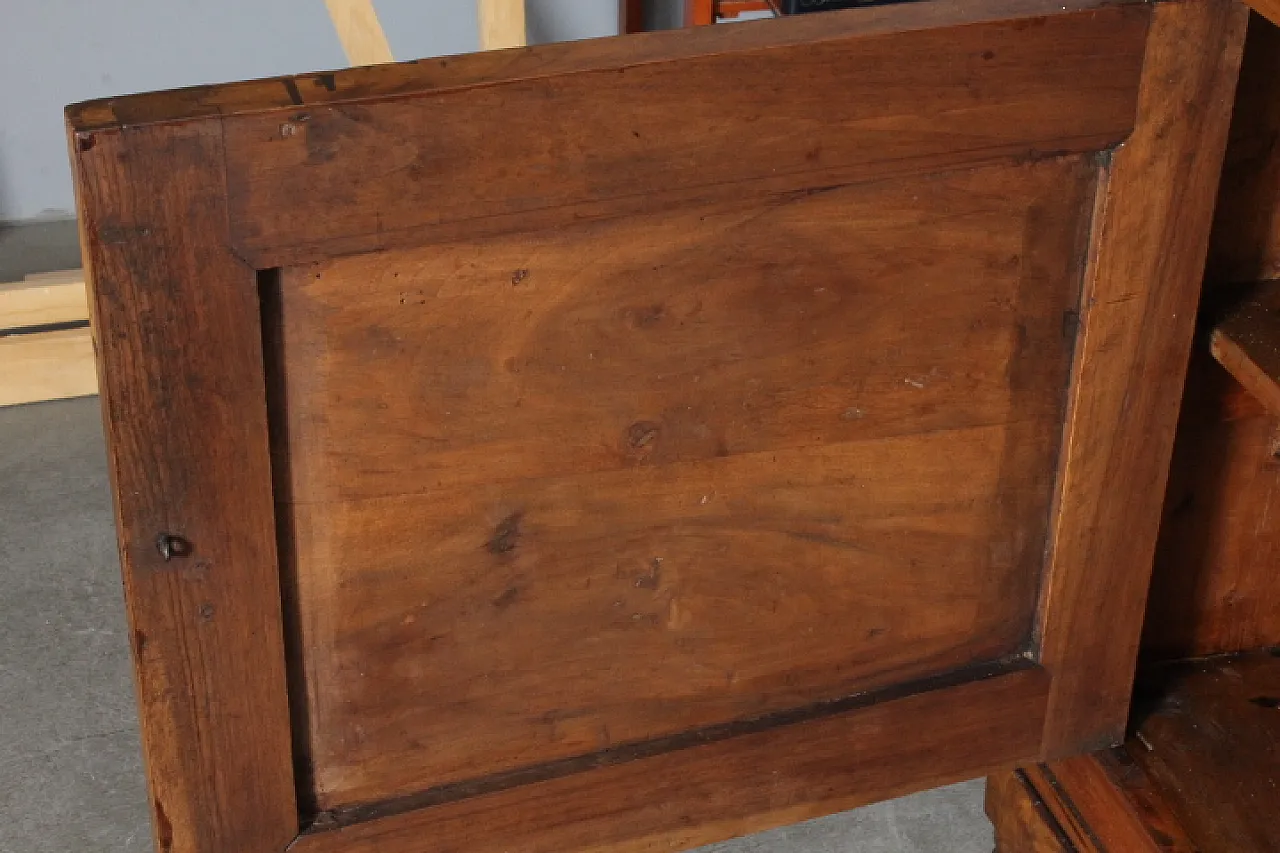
69, 1, 1260, 851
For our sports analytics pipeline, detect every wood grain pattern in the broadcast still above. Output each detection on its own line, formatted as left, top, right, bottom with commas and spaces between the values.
293, 665, 1049, 853
67, 0, 1140, 135
1143, 298, 1280, 659
988, 654, 1280, 853
0, 326, 97, 407
1211, 282, 1280, 416
64, 1, 1250, 850
222, 5, 1146, 265
69, 122, 296, 853
0, 271, 86, 328
1207, 15, 1280, 284
1035, 0, 1249, 757
1129, 653, 1280, 852
987, 750, 1197, 853
986, 770, 1074, 852
277, 159, 1090, 808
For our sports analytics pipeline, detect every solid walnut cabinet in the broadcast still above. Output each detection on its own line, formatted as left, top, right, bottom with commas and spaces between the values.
68, 0, 1247, 851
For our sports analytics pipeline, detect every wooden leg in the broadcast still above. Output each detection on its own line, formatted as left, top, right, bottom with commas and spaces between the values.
985, 770, 1074, 853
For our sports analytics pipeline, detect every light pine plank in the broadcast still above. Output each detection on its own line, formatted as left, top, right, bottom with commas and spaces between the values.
0, 327, 97, 407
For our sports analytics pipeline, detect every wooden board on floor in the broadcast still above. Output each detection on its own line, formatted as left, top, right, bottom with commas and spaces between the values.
0, 270, 95, 407
0, 326, 97, 407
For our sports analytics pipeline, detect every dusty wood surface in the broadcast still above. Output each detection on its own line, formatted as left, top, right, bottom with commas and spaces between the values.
71, 121, 297, 853
293, 665, 1049, 853
1146, 337, 1280, 658
989, 652, 1280, 853
278, 159, 1090, 808
1211, 282, 1280, 417
65, 1, 1249, 850
1034, 0, 1248, 757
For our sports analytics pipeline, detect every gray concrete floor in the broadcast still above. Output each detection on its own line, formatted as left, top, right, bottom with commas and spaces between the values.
0, 397, 995, 852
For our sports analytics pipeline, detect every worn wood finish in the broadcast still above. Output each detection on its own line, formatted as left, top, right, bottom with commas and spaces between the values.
67, 1, 1251, 851
1143, 291, 1280, 659
1129, 652, 1280, 852
987, 750, 1197, 853
1207, 14, 1280, 284
69, 123, 297, 852
223, 6, 1147, 266
0, 326, 97, 407
1211, 282, 1280, 416
987, 770, 1074, 852
277, 158, 1089, 808
67, 0, 1134, 134
294, 665, 1049, 853
1034, 0, 1249, 757
991, 653, 1280, 853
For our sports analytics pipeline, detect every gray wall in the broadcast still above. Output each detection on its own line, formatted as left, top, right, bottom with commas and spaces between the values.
0, 0, 622, 224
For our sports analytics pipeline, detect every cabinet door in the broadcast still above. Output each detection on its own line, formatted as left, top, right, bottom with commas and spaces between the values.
68, 1, 1247, 851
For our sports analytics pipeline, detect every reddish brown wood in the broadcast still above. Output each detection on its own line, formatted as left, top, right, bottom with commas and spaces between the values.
987, 749, 1197, 853
1211, 282, 1280, 417
65, 1, 1248, 851
277, 160, 1090, 809
1143, 347, 1280, 659
71, 0, 1124, 133
989, 652, 1280, 853
1130, 653, 1280, 851
1207, 15, 1280, 284
986, 770, 1074, 852
292, 665, 1049, 853
69, 123, 297, 852
1035, 0, 1249, 757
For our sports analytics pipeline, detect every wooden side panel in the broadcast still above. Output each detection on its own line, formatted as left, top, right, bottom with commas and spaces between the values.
222, 5, 1147, 264
69, 124, 297, 852
293, 666, 1050, 853
1035, 0, 1249, 757
1207, 14, 1280, 284
275, 159, 1092, 809
1144, 349, 1280, 658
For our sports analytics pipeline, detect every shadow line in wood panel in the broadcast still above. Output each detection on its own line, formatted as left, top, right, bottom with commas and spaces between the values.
300, 653, 1036, 832
261, 266, 323, 822
256, 157, 1093, 816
